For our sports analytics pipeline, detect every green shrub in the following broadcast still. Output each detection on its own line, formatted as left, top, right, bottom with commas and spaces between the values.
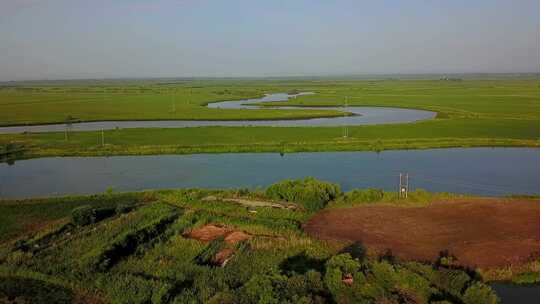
324, 253, 365, 302
332, 188, 384, 207
462, 282, 499, 304
514, 271, 540, 284
195, 236, 225, 266
237, 273, 285, 304
265, 177, 341, 212
433, 269, 471, 297
115, 203, 133, 215
71, 205, 96, 226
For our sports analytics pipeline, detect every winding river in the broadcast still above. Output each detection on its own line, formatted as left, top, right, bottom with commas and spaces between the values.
0, 93, 435, 134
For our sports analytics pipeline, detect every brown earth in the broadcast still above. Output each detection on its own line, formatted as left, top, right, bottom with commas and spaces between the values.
212, 248, 235, 267
304, 199, 540, 268
184, 224, 251, 244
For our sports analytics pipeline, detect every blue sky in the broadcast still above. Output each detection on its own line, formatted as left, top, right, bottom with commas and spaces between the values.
1, 0, 539, 80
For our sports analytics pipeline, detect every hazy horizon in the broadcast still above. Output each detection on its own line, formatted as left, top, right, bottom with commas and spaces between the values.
1, 0, 540, 81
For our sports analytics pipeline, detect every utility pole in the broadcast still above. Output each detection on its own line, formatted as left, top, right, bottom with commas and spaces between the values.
172, 89, 176, 113
342, 96, 349, 138
399, 173, 409, 198
101, 129, 105, 146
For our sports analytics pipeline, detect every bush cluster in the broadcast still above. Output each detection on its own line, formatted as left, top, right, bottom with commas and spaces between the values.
71, 205, 97, 226
265, 177, 341, 211
0, 276, 73, 304
330, 188, 384, 207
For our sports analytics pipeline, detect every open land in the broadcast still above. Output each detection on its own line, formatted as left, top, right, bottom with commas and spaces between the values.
305, 198, 540, 268
1, 77, 540, 159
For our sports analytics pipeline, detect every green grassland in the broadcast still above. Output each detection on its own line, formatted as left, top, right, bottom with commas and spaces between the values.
0, 179, 507, 303
1, 78, 540, 158
0, 84, 344, 126
2, 119, 540, 159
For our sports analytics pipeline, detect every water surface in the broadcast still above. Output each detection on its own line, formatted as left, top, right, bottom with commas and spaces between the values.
1, 148, 539, 199
491, 283, 540, 304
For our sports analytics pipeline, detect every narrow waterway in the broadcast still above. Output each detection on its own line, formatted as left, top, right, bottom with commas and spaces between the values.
0, 93, 435, 134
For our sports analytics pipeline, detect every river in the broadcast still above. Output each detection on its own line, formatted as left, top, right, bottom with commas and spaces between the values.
1, 148, 539, 199
0, 93, 435, 133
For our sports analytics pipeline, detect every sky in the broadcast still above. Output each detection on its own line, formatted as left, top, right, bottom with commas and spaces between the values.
1, 0, 539, 81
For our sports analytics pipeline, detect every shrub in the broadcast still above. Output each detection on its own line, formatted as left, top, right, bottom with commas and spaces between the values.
324, 253, 364, 302
265, 178, 341, 212
115, 203, 133, 215
237, 273, 285, 304
462, 282, 499, 304
71, 205, 96, 226
340, 241, 367, 261
195, 236, 225, 266
0, 276, 73, 304
343, 189, 384, 204
433, 269, 471, 297
514, 271, 540, 284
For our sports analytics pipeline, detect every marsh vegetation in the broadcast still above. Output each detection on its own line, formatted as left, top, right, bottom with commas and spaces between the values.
1, 178, 538, 303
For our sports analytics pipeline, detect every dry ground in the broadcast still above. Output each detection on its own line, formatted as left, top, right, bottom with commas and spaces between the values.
304, 199, 540, 268
184, 224, 251, 244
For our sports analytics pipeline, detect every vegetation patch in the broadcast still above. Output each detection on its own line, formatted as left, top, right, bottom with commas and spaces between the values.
265, 177, 341, 212
82, 204, 179, 271
2, 79, 540, 157
0, 276, 73, 304
0, 181, 536, 302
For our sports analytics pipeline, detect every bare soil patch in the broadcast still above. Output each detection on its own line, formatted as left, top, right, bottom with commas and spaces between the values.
212, 248, 235, 266
202, 196, 299, 210
184, 224, 251, 244
304, 199, 540, 268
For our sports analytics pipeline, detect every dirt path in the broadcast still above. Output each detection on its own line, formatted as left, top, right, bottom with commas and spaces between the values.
304, 199, 540, 268
203, 196, 298, 210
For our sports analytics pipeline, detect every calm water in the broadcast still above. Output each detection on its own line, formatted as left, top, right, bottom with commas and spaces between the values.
0, 93, 435, 134
1, 148, 539, 199
492, 283, 540, 303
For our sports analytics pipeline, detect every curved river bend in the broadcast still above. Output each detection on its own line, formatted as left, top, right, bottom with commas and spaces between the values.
0, 93, 435, 134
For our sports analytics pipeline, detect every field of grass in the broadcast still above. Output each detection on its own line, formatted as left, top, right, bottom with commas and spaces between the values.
2, 119, 540, 159
0, 83, 344, 126
0, 179, 509, 303
1, 78, 540, 158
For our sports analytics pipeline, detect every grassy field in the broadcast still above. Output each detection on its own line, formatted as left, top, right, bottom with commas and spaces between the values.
0, 83, 344, 126
0, 179, 512, 303
1, 78, 540, 158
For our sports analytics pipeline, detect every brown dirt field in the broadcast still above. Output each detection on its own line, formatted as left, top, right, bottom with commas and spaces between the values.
184, 224, 251, 244
304, 199, 540, 268
224, 231, 251, 244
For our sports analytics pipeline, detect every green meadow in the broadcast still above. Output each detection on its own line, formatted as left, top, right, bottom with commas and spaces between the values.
1, 78, 540, 158
0, 83, 343, 126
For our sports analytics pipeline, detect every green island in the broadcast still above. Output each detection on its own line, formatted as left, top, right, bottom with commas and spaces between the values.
1, 78, 540, 159
4, 177, 537, 304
